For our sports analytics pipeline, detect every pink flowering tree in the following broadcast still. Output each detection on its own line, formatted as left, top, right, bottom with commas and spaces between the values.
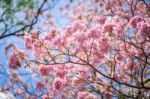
6, 0, 150, 98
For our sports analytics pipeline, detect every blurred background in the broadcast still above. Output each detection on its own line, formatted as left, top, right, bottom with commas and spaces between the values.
0, 0, 73, 98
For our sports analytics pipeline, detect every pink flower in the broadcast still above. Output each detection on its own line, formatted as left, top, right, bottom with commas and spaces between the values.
137, 21, 150, 37
91, 55, 100, 63
116, 53, 123, 61
63, 75, 72, 86
53, 38, 62, 48
31, 30, 39, 39
8, 50, 26, 69
122, 75, 128, 83
28, 95, 37, 99
112, 72, 119, 80
73, 77, 83, 86
104, 94, 111, 99
24, 35, 34, 49
125, 58, 139, 70
93, 15, 105, 24
102, 23, 113, 32
33, 40, 46, 58
88, 29, 100, 38
65, 26, 74, 35
8, 56, 20, 69
65, 21, 85, 36
55, 69, 67, 78
98, 37, 109, 52
41, 94, 51, 99
75, 34, 87, 42
53, 78, 63, 90
36, 82, 44, 90
77, 91, 96, 99
39, 65, 50, 76
129, 15, 143, 28
94, 0, 99, 3
44, 29, 57, 40
73, 21, 85, 32
114, 25, 124, 36
24, 31, 39, 49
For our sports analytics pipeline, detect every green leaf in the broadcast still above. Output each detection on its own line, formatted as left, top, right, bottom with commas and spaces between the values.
28, 1, 34, 8
144, 81, 150, 87
118, 94, 124, 99
16, 21, 24, 25
17, 0, 26, 8
5, 0, 11, 5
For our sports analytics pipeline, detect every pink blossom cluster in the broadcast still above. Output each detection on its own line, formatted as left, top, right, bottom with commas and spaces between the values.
8, 0, 150, 98
8, 50, 26, 69
77, 91, 96, 99
93, 15, 106, 24
24, 30, 39, 49
129, 15, 143, 28
24, 30, 47, 58
128, 15, 150, 38
39, 65, 50, 76
38, 63, 93, 97
23, 12, 149, 97
36, 81, 44, 90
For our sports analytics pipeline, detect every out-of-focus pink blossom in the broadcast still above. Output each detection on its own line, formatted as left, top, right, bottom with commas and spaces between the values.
77, 91, 96, 99
36, 82, 44, 90
94, 0, 99, 3
91, 55, 100, 63
112, 72, 119, 80
8, 50, 26, 69
65, 21, 85, 36
98, 37, 109, 52
53, 38, 62, 48
24, 35, 34, 49
53, 78, 63, 90
116, 53, 123, 61
24, 30, 39, 49
44, 29, 57, 40
114, 25, 124, 36
88, 28, 100, 38
93, 15, 105, 24
102, 23, 113, 32
72, 77, 83, 86
75, 34, 87, 42
39, 65, 50, 76
129, 15, 143, 28
55, 69, 67, 78
137, 21, 150, 37
41, 94, 51, 99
